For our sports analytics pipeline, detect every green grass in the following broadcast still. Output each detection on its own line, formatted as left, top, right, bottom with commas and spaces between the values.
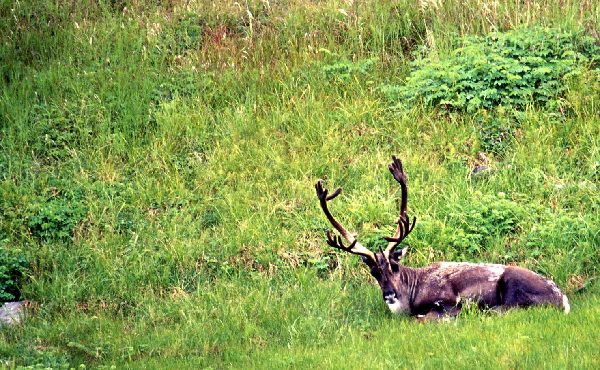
1, 0, 599, 368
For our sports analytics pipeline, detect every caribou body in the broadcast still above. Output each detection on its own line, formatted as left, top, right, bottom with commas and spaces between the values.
316, 156, 569, 320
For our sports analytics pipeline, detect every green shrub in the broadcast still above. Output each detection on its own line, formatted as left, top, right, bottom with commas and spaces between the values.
446, 192, 525, 254
0, 243, 28, 302
172, 12, 204, 53
361, 232, 391, 252
28, 198, 86, 241
29, 100, 102, 162
322, 58, 376, 82
383, 27, 599, 112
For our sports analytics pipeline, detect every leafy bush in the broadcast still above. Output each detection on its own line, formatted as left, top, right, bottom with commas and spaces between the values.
446, 192, 525, 254
29, 100, 101, 162
361, 233, 391, 252
28, 198, 86, 241
323, 58, 376, 81
173, 13, 204, 52
383, 27, 599, 112
0, 243, 28, 302
1, 346, 74, 369
303, 252, 337, 278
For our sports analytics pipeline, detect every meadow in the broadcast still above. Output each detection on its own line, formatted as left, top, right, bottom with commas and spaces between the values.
1, 0, 599, 368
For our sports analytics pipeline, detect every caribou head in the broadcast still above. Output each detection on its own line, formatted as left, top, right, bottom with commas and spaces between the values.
316, 156, 569, 320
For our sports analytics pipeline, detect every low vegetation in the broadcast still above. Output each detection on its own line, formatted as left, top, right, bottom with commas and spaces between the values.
1, 0, 598, 368
382, 27, 599, 111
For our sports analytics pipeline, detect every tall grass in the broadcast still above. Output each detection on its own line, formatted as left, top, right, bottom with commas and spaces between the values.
1, 0, 599, 367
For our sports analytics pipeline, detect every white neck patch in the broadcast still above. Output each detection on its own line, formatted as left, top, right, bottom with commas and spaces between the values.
386, 299, 409, 315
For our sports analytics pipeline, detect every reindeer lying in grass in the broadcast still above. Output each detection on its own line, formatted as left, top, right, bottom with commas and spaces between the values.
316, 156, 570, 320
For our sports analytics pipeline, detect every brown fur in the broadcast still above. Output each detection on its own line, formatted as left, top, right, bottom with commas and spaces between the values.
364, 253, 568, 318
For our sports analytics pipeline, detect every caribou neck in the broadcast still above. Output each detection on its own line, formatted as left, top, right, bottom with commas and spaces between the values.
397, 265, 422, 302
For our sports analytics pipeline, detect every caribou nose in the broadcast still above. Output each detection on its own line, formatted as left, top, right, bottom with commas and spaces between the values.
383, 290, 397, 303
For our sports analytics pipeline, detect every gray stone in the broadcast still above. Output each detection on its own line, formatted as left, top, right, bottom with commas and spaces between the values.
0, 301, 27, 326
471, 165, 490, 175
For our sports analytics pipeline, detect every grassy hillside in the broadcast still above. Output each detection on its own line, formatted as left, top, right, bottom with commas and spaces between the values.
1, 0, 599, 368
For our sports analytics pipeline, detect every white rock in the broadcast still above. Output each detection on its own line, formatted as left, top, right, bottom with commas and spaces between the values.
0, 301, 27, 326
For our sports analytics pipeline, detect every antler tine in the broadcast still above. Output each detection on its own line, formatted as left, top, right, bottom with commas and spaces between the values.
383, 216, 416, 250
389, 155, 408, 218
326, 231, 358, 253
385, 156, 416, 253
315, 180, 375, 260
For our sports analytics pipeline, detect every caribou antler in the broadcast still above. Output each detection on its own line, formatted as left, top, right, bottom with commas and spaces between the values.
315, 180, 376, 260
384, 156, 416, 253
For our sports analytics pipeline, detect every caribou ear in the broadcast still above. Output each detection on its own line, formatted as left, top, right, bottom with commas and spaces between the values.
392, 246, 409, 260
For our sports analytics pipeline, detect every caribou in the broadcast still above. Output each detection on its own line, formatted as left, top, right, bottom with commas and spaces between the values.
315, 156, 570, 320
